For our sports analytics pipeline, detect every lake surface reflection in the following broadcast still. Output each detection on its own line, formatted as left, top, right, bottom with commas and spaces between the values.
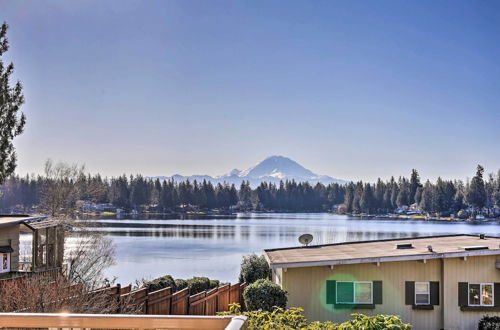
87, 213, 500, 285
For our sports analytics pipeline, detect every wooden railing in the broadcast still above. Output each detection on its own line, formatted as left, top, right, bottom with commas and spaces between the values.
0, 313, 247, 329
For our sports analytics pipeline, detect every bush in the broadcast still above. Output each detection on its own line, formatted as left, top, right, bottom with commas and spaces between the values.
457, 209, 469, 219
479, 315, 500, 330
186, 277, 214, 294
147, 275, 176, 292
339, 313, 411, 329
219, 304, 311, 329
146, 275, 222, 294
238, 254, 271, 284
243, 279, 287, 312
209, 279, 220, 290
219, 304, 411, 330
175, 279, 188, 291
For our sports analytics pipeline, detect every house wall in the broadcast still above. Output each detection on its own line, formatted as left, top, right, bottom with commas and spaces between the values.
278, 256, 500, 330
0, 225, 20, 274
442, 255, 500, 330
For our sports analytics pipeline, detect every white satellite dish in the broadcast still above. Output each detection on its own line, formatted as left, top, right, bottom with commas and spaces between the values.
298, 234, 313, 247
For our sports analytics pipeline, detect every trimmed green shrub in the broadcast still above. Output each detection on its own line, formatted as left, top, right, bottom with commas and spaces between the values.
187, 277, 211, 294
146, 275, 222, 294
238, 253, 271, 284
175, 279, 188, 291
209, 279, 220, 290
147, 275, 176, 292
219, 304, 411, 330
338, 313, 411, 329
243, 279, 287, 311
479, 315, 500, 330
219, 304, 310, 329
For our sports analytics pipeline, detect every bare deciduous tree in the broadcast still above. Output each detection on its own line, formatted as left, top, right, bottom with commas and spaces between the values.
40, 159, 85, 217
66, 225, 116, 288
0, 274, 139, 314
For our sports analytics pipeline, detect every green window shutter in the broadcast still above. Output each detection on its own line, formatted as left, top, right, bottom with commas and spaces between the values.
326, 280, 336, 304
494, 283, 500, 307
337, 282, 354, 303
430, 282, 439, 305
458, 282, 468, 307
405, 281, 415, 305
373, 281, 382, 304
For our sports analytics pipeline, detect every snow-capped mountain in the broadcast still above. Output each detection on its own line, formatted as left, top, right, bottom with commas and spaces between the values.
152, 156, 345, 187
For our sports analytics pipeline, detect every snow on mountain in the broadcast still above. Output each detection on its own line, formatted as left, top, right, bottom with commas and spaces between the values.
239, 155, 316, 179
221, 169, 242, 177
151, 156, 345, 187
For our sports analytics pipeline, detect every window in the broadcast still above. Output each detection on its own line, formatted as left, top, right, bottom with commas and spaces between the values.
469, 283, 494, 307
415, 282, 430, 305
0, 253, 10, 273
336, 281, 373, 304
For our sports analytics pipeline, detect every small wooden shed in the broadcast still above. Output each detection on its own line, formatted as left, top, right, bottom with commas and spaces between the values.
0, 215, 64, 278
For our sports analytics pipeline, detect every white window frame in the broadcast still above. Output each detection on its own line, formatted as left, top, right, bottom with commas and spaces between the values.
415, 282, 430, 305
0, 253, 10, 273
468, 283, 494, 307
336, 281, 373, 304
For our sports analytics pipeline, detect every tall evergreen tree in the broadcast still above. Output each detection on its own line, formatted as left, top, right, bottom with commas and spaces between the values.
466, 165, 487, 209
419, 181, 434, 213
494, 170, 500, 208
344, 183, 355, 213
390, 179, 399, 209
360, 183, 375, 214
0, 23, 26, 184
409, 169, 422, 204
396, 178, 409, 207
239, 180, 253, 211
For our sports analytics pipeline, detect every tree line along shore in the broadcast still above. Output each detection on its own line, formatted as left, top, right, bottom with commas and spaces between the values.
0, 161, 499, 220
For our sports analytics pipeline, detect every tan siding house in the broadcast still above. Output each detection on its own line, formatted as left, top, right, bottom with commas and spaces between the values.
264, 235, 500, 330
0, 224, 20, 274
0, 215, 64, 279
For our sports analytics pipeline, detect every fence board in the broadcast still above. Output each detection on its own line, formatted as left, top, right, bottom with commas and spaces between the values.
147, 287, 173, 315
120, 285, 132, 295
229, 283, 241, 307
171, 288, 189, 315
121, 287, 148, 313
188, 291, 206, 315
216, 284, 230, 312
204, 288, 219, 315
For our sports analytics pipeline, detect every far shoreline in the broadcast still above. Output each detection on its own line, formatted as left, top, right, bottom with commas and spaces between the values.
78, 210, 500, 223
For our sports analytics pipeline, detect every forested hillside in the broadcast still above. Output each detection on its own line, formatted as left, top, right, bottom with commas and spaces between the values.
0, 164, 499, 217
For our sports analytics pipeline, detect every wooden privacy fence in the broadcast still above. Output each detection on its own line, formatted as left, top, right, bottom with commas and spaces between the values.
107, 283, 247, 316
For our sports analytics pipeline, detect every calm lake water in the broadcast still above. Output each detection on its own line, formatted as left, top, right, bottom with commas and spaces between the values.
85, 213, 500, 285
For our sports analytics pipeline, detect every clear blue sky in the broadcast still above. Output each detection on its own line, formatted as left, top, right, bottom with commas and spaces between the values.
2, 0, 499, 182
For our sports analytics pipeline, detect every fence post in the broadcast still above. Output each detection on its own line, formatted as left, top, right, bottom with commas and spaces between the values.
240, 283, 247, 310
116, 283, 122, 313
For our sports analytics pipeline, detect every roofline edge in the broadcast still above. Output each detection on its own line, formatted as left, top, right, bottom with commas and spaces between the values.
266, 248, 500, 269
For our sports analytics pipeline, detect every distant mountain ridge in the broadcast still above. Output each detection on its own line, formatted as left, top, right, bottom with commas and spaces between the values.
151, 156, 345, 187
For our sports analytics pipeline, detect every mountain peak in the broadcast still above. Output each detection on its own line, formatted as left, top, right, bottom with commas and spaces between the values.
154, 156, 345, 187
264, 155, 290, 161
239, 156, 315, 179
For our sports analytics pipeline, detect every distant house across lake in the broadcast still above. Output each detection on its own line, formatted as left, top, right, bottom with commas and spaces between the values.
264, 234, 500, 330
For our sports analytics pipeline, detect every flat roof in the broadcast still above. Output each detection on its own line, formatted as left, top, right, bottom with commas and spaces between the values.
0, 215, 49, 229
264, 234, 500, 269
